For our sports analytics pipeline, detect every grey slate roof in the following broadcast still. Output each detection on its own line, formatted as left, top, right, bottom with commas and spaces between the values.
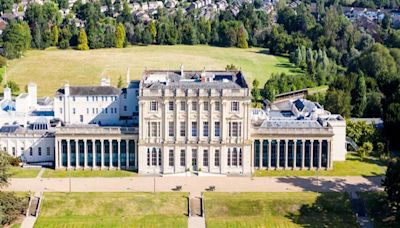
261, 120, 322, 129
57, 86, 121, 96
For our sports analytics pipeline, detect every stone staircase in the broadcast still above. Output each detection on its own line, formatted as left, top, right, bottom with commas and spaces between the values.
188, 194, 205, 228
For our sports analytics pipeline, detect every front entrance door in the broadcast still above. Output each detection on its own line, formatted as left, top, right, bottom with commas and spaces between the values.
192, 149, 197, 171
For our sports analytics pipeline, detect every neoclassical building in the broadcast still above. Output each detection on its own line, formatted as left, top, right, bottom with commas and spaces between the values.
0, 68, 347, 176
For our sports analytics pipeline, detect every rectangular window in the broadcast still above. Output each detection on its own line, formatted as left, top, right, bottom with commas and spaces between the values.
180, 150, 186, 166
151, 122, 157, 137
150, 101, 158, 111
215, 122, 220, 137
38, 147, 42, 156
203, 150, 209, 166
124, 93, 127, 99
87, 96, 89, 101
203, 122, 209, 137
169, 101, 174, 111
80, 115, 83, 123
105, 108, 108, 114
29, 148, 33, 156
158, 149, 162, 166
124, 106, 127, 111
203, 101, 209, 111
232, 148, 238, 166
231, 101, 239, 111
180, 122, 186, 137
229, 122, 240, 137
169, 150, 174, 166
191, 122, 197, 137
152, 148, 157, 166
12, 147, 15, 156
168, 122, 174, 137
47, 147, 50, 156
215, 150, 220, 166
147, 149, 150, 166
180, 101, 186, 111
60, 108, 62, 114
215, 101, 220, 111
72, 96, 75, 102
227, 149, 231, 166
192, 101, 197, 111
239, 149, 242, 166
86, 108, 89, 114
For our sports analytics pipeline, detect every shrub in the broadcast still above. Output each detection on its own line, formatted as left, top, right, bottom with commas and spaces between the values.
0, 192, 28, 226
0, 56, 7, 68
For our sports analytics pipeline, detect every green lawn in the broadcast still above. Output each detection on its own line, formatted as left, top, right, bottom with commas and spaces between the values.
359, 191, 399, 227
35, 192, 188, 227
255, 153, 385, 177
3, 45, 300, 96
204, 192, 357, 227
9, 166, 41, 178
42, 168, 137, 178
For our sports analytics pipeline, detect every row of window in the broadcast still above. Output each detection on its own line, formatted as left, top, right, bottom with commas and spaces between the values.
3, 146, 52, 157
146, 148, 242, 168
59, 96, 118, 102
150, 101, 240, 112
70, 107, 119, 115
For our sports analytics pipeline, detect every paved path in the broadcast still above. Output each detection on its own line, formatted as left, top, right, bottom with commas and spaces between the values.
5, 176, 383, 193
20, 192, 42, 228
36, 168, 45, 178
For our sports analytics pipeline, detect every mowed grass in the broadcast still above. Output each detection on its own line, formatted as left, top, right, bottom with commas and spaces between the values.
35, 192, 188, 227
255, 153, 385, 177
204, 192, 357, 227
9, 166, 41, 178
4, 45, 299, 97
42, 168, 137, 178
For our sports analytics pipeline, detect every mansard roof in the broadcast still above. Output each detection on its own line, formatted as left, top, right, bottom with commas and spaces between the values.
56, 86, 121, 96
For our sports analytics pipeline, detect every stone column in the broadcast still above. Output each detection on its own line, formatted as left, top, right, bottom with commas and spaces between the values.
92, 140, 96, 169
54, 139, 59, 168
293, 140, 297, 169
84, 139, 88, 169
318, 140, 322, 169
109, 140, 113, 169
328, 140, 332, 169
75, 140, 79, 169
259, 140, 262, 169
117, 139, 121, 170
135, 140, 138, 168
101, 140, 104, 169
276, 139, 280, 169
285, 139, 288, 169
67, 140, 71, 169
126, 140, 129, 169
302, 140, 305, 169
310, 140, 314, 170
268, 140, 271, 169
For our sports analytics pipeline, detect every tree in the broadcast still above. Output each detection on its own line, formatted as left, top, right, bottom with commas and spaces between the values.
58, 27, 72, 49
352, 74, 367, 117
77, 28, 89, 50
117, 75, 124, 88
0, 152, 11, 188
149, 21, 157, 43
115, 23, 126, 48
237, 25, 248, 48
4, 80, 20, 95
2, 21, 31, 59
251, 79, 262, 107
324, 89, 351, 117
225, 64, 238, 71
384, 103, 400, 148
51, 26, 59, 46
356, 142, 373, 160
382, 159, 400, 221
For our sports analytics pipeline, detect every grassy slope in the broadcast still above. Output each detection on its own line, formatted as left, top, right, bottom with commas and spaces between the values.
4, 45, 299, 97
42, 168, 137, 178
35, 192, 188, 227
204, 192, 357, 227
9, 167, 41, 178
255, 153, 385, 177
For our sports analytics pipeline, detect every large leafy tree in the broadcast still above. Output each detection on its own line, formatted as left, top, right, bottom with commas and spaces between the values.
324, 89, 351, 117
351, 74, 367, 117
1, 20, 31, 59
382, 159, 400, 221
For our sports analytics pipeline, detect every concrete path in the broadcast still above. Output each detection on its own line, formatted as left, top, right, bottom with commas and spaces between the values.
20, 192, 42, 228
5, 176, 382, 193
36, 168, 45, 178
188, 217, 206, 228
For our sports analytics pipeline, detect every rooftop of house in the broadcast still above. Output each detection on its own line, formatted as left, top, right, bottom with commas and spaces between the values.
141, 69, 248, 90
56, 86, 121, 96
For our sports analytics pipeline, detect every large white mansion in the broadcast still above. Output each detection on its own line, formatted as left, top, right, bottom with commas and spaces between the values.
0, 68, 346, 175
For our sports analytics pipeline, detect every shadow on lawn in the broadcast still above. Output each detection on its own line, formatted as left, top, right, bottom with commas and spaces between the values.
276, 176, 382, 192
287, 192, 357, 228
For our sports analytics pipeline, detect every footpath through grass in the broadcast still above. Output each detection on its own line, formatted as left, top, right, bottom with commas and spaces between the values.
204, 192, 357, 227
9, 166, 41, 178
42, 168, 137, 178
35, 192, 188, 227
255, 153, 385, 177
4, 45, 301, 97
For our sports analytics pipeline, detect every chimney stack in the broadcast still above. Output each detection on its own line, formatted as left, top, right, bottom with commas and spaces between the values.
4, 87, 11, 100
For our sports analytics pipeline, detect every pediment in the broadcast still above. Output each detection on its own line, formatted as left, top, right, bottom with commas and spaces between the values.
144, 114, 162, 119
